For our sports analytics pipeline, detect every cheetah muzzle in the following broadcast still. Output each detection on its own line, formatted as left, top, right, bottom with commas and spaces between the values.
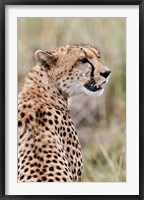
18, 44, 111, 182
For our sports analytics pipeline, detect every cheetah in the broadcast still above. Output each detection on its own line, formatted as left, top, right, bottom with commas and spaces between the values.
18, 44, 111, 182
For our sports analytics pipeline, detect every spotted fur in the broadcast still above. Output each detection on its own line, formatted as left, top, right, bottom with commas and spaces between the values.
18, 44, 111, 182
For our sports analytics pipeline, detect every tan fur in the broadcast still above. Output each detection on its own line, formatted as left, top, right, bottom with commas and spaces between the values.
18, 44, 111, 182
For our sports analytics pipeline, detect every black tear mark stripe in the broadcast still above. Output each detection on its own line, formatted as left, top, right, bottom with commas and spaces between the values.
82, 49, 95, 78
88, 61, 95, 78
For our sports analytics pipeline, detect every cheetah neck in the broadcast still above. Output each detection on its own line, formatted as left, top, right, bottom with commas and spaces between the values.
20, 65, 69, 110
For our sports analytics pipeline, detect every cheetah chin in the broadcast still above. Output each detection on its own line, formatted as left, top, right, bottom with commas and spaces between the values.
81, 84, 104, 96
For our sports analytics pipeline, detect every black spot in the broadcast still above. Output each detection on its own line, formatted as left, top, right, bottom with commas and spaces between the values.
63, 132, 66, 137
42, 176, 47, 181
27, 175, 31, 180
64, 171, 68, 176
28, 104, 32, 108
38, 156, 44, 162
45, 127, 49, 131
52, 159, 57, 163
24, 168, 28, 173
20, 112, 25, 118
67, 147, 70, 152
63, 115, 66, 120
41, 121, 45, 126
43, 111, 46, 116
38, 120, 41, 125
30, 170, 35, 174
25, 143, 29, 147
63, 177, 67, 182
54, 120, 59, 125
20, 175, 24, 180
47, 112, 52, 116
29, 115, 33, 121
54, 155, 58, 159
43, 168, 47, 172
46, 160, 51, 164
48, 173, 54, 177
59, 161, 63, 165
67, 128, 70, 132
54, 115, 58, 119
27, 136, 31, 141
20, 133, 24, 139
77, 169, 82, 176
72, 142, 75, 147
73, 168, 76, 174
49, 167, 54, 171
43, 118, 47, 122
55, 177, 60, 181
25, 118, 30, 124
56, 172, 61, 176
21, 166, 24, 170
21, 159, 25, 164
40, 112, 43, 118
18, 121, 22, 127
48, 179, 54, 182
29, 157, 32, 161
49, 120, 53, 125
34, 162, 37, 166
73, 135, 76, 141
37, 163, 41, 168
56, 166, 61, 170
23, 105, 26, 109
56, 110, 61, 115
57, 153, 61, 157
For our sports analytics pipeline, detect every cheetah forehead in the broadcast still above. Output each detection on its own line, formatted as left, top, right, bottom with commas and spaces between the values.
52, 44, 100, 58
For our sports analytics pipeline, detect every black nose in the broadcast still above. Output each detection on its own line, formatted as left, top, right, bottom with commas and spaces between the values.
100, 71, 111, 78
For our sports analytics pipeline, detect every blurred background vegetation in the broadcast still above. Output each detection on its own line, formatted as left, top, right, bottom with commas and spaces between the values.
18, 18, 126, 182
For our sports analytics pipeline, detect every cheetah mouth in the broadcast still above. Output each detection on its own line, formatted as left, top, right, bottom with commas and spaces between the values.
84, 80, 103, 92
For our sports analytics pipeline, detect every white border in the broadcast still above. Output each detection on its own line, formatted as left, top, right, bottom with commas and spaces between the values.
5, 5, 139, 195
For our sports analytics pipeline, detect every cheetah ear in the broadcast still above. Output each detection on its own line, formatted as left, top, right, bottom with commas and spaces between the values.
34, 50, 58, 67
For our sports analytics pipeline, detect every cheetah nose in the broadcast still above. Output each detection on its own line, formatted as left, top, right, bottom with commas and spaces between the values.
100, 70, 111, 79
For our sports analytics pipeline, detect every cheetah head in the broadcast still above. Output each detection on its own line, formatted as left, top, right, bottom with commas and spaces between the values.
34, 44, 111, 97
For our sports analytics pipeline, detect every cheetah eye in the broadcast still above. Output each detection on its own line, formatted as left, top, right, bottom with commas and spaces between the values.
79, 57, 89, 64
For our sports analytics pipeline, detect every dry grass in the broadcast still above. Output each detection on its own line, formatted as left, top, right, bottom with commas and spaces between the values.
78, 126, 126, 182
18, 18, 126, 182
